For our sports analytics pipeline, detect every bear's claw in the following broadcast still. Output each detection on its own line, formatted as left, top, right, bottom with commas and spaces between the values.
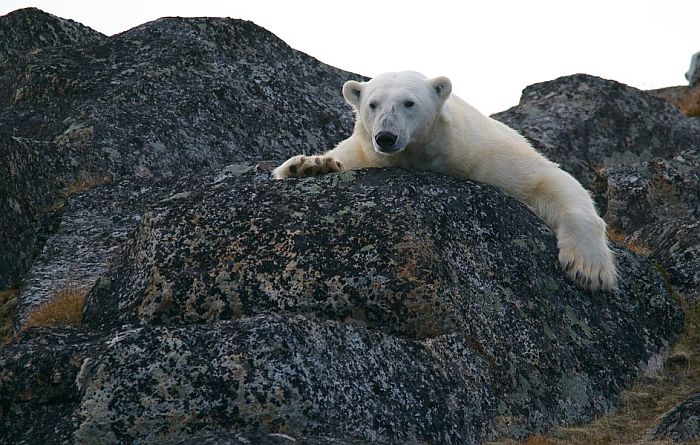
273, 155, 344, 179
558, 240, 617, 292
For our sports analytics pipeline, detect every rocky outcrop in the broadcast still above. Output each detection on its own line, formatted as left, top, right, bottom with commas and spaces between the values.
0, 136, 68, 291
687, 51, 700, 87
0, 7, 363, 289
593, 150, 700, 234
492, 74, 700, 188
2, 167, 682, 444
13, 177, 173, 323
628, 218, 700, 299
653, 391, 700, 442
0, 7, 104, 61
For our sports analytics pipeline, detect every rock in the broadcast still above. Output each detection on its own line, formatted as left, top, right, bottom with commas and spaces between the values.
0, 7, 362, 289
492, 74, 700, 188
0, 135, 69, 290
0, 168, 682, 443
0, 7, 104, 61
687, 51, 700, 87
13, 177, 174, 324
0, 326, 105, 444
593, 150, 700, 234
65, 168, 682, 443
628, 218, 700, 299
653, 391, 700, 441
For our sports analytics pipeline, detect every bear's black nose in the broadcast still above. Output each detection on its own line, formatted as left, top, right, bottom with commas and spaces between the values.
375, 132, 398, 149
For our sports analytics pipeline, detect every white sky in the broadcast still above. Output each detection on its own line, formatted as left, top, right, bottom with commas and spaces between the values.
1, 0, 698, 114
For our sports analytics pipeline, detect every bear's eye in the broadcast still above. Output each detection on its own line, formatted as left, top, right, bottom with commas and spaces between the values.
369, 102, 377, 110
404, 100, 415, 108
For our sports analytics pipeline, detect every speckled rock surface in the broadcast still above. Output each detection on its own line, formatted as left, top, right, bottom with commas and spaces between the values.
628, 218, 700, 299
492, 74, 700, 188
593, 150, 700, 234
13, 177, 174, 325
652, 391, 700, 441
0, 327, 104, 444
0, 7, 104, 61
40, 167, 673, 444
0, 7, 362, 289
0, 135, 68, 290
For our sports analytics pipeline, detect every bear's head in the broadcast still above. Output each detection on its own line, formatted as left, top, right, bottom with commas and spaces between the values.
342, 71, 452, 155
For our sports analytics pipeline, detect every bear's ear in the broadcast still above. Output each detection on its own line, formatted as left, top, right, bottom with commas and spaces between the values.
342, 80, 363, 107
429, 76, 452, 101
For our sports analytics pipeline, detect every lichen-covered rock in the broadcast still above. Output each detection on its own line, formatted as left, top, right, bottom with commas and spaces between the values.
628, 218, 700, 299
0, 7, 362, 289
593, 150, 700, 234
63, 167, 680, 443
0, 135, 69, 290
13, 177, 175, 324
653, 391, 700, 441
0, 7, 104, 61
73, 315, 496, 444
0, 327, 104, 444
492, 74, 700, 188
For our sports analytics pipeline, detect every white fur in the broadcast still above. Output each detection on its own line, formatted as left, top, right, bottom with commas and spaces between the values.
274, 71, 617, 291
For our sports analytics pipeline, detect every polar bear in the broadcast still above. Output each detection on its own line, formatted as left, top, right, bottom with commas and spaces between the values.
273, 71, 617, 291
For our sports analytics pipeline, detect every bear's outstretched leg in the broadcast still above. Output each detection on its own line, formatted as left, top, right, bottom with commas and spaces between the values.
273, 155, 344, 179
515, 168, 618, 291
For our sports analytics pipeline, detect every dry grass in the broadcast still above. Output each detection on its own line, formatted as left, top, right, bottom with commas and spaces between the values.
521, 436, 557, 445
608, 228, 651, 257
63, 172, 111, 197
1, 289, 19, 344
23, 278, 91, 328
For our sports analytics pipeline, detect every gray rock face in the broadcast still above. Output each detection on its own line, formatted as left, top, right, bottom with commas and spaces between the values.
0, 7, 362, 289
492, 74, 700, 188
0, 135, 68, 290
628, 218, 700, 298
1, 167, 682, 444
13, 177, 174, 324
594, 150, 700, 234
0, 7, 104, 61
591, 149, 700, 298
78, 167, 681, 443
653, 391, 700, 441
687, 51, 700, 87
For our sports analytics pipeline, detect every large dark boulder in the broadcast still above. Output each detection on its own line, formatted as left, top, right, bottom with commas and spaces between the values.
1, 167, 683, 444
653, 391, 700, 442
21, 167, 673, 444
492, 74, 700, 188
594, 149, 700, 234
0, 7, 362, 289
628, 218, 700, 299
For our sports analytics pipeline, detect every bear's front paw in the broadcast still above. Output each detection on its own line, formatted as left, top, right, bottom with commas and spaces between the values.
273, 155, 344, 179
558, 238, 617, 292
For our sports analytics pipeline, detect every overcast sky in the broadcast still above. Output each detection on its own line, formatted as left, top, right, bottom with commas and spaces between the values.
2, 1, 698, 114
